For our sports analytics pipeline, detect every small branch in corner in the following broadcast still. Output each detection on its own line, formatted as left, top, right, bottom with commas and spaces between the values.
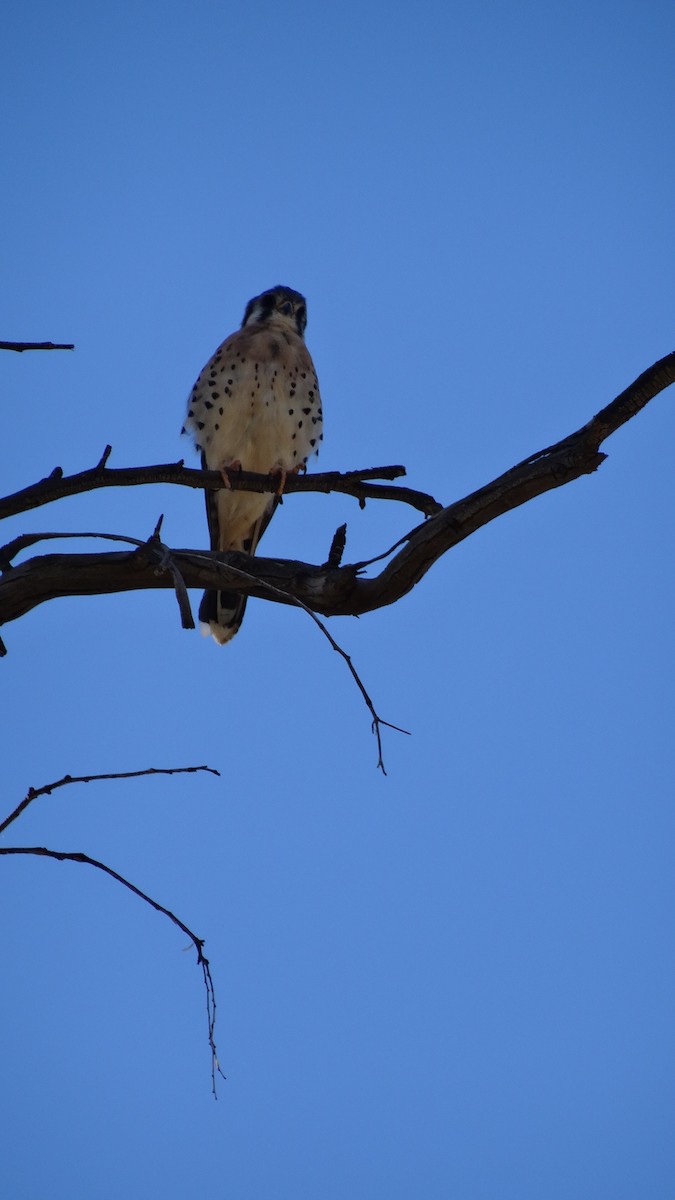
0, 764, 220, 837
0, 765, 224, 1095
0, 341, 75, 353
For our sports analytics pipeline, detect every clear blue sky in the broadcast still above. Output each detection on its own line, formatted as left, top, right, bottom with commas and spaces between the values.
2, 2, 674, 1197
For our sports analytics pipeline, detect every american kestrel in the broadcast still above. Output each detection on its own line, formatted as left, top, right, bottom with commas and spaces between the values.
182, 285, 323, 643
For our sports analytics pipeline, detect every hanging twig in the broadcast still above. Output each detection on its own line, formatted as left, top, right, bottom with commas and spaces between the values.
0, 765, 224, 1094
0, 843, 224, 1095
191, 553, 409, 774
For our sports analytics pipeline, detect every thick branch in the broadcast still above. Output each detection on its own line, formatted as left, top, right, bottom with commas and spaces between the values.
0, 458, 441, 520
0, 351, 672, 631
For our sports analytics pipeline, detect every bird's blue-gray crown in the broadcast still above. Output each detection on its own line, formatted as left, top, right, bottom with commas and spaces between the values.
242, 285, 308, 339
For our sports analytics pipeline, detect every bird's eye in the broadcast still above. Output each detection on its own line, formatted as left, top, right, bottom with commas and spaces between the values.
280, 301, 293, 315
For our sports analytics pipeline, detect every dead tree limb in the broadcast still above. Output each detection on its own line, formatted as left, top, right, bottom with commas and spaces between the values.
0, 341, 74, 352
0, 767, 225, 1096
0, 765, 220, 836
1, 350, 672, 632
0, 460, 441, 521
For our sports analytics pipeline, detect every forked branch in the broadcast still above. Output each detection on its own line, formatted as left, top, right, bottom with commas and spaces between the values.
1, 350, 672, 631
0, 766, 225, 1095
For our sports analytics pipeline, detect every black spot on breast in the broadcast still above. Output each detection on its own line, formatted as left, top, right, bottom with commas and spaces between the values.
302, 407, 311, 414
197, 421, 205, 430
219, 407, 224, 415
205, 401, 213, 410
310, 438, 316, 447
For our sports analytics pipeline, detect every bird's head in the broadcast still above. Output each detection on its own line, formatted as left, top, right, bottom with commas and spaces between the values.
241, 285, 308, 338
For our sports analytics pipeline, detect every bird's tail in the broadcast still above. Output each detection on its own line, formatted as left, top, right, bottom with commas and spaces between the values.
199, 589, 248, 644
199, 503, 277, 645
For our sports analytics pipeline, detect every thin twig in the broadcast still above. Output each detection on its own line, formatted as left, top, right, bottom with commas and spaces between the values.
0, 843, 225, 1096
0, 765, 220, 836
0, 341, 74, 353
0, 529, 147, 567
0, 765, 223, 1094
193, 554, 409, 773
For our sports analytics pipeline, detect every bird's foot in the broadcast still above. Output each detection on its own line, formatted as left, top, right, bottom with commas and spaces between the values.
219, 459, 242, 489
269, 466, 288, 496
268, 463, 304, 496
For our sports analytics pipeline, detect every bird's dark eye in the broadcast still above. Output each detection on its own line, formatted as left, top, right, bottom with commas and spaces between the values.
280, 301, 293, 315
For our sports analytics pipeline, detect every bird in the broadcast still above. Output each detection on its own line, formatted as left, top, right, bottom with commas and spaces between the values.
182, 285, 323, 643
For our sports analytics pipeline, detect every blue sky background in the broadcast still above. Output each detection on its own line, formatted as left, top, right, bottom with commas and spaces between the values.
2, 2, 674, 1196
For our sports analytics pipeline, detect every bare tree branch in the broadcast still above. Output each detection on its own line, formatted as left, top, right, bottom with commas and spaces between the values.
0, 340, 74, 353
1, 351, 672, 637
195, 555, 410, 773
0, 765, 220, 836
0, 844, 224, 1095
0, 457, 441, 521
0, 766, 224, 1095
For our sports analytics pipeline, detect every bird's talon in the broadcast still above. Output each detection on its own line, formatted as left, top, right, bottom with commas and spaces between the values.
270, 466, 287, 496
219, 459, 242, 489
